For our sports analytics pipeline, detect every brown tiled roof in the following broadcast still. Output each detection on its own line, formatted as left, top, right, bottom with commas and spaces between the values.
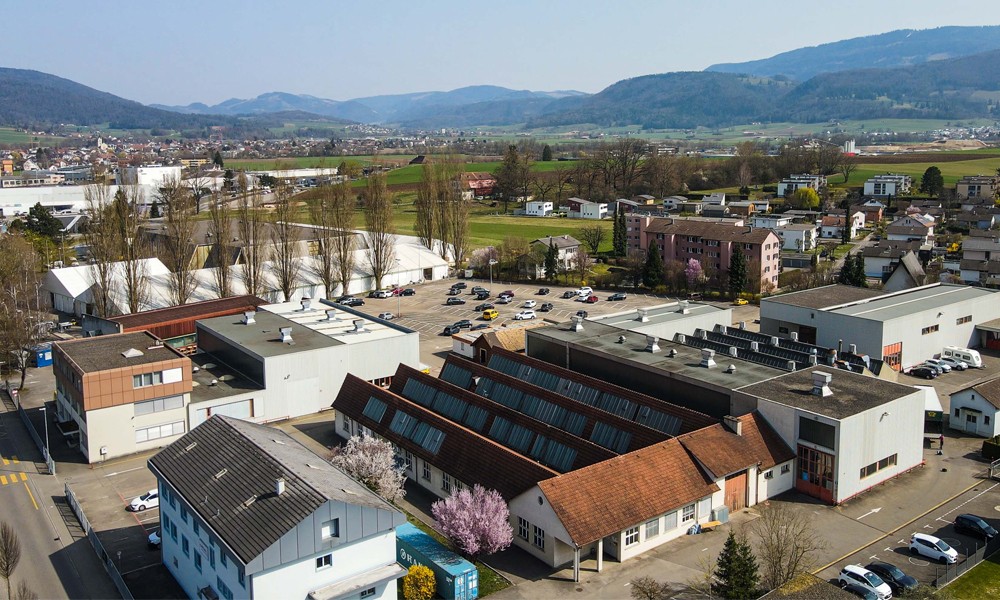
645, 218, 776, 244
969, 378, 1000, 410
677, 412, 794, 477
821, 215, 844, 226
762, 573, 857, 599
538, 439, 719, 545
333, 374, 557, 500
478, 323, 547, 353
110, 295, 267, 331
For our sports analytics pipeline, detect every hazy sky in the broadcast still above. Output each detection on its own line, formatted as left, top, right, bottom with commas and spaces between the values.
5, 1, 998, 105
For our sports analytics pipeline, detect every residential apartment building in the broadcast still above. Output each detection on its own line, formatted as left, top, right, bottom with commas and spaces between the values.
886, 214, 935, 244
566, 198, 608, 220
956, 175, 1000, 200
863, 174, 912, 197
776, 174, 827, 197
148, 415, 405, 600
627, 216, 781, 289
774, 223, 817, 251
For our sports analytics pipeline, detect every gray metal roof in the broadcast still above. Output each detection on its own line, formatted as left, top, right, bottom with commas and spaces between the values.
589, 302, 727, 329
831, 284, 998, 321
762, 285, 883, 310
148, 415, 401, 564
197, 309, 340, 358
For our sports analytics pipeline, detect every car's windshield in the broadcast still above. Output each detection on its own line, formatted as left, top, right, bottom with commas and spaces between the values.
934, 539, 952, 551
141, 492, 153, 500
968, 516, 988, 528
882, 565, 904, 579
863, 572, 885, 586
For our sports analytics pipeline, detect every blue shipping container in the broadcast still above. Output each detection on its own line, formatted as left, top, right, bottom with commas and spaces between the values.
396, 523, 478, 600
33, 344, 52, 367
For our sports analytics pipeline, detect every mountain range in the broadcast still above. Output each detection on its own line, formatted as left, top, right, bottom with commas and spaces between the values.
2, 26, 999, 134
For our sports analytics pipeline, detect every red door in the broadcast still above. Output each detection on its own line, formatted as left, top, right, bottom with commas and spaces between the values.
725, 471, 747, 511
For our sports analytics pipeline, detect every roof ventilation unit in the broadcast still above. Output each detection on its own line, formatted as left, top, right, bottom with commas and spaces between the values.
121, 348, 144, 358
645, 335, 660, 353
279, 327, 293, 343
811, 371, 833, 397
352, 319, 366, 333
300, 297, 311, 311
790, 331, 799, 342
728, 346, 738, 357
678, 301, 690, 314
570, 316, 584, 332
700, 348, 716, 368
243, 311, 256, 325
275, 478, 286, 496
636, 308, 649, 323
324, 309, 339, 321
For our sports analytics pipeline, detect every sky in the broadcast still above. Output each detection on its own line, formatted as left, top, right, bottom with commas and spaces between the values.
5, 1, 999, 106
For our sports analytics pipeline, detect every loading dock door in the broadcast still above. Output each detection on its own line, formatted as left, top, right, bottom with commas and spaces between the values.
725, 471, 747, 512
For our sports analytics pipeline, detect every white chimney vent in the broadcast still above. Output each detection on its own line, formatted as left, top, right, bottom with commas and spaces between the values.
728, 346, 738, 357
770, 336, 780, 346
808, 355, 818, 365
739, 321, 746, 330
676, 334, 686, 344
325, 309, 338, 321
352, 319, 366, 333
636, 308, 649, 323
678, 301, 690, 314
243, 311, 256, 325
849, 343, 857, 354
300, 297, 311, 311
700, 348, 717, 368
279, 327, 293, 343
570, 316, 584, 332
790, 331, 798, 342
723, 415, 742, 435
726, 364, 737, 374
668, 348, 678, 357
698, 329, 708, 339
645, 335, 660, 353
811, 371, 833, 397
275, 478, 286, 496
750, 341, 759, 352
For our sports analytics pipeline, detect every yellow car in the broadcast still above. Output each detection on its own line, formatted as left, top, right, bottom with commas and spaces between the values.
482, 309, 499, 321
732, 298, 748, 306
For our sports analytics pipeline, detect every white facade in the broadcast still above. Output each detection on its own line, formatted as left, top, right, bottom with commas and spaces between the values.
750, 214, 794, 229
863, 175, 912, 197
775, 225, 817, 251
124, 165, 184, 187
949, 388, 1000, 438
777, 174, 826, 197
525, 201, 554, 217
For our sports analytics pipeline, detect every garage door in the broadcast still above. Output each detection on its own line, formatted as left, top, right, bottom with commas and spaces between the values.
725, 471, 747, 512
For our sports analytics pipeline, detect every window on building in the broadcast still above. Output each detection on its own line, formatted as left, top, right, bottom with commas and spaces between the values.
781, 464, 791, 474
321, 519, 340, 539
921, 325, 939, 335
645, 518, 659, 538
360, 588, 376, 599
221, 551, 227, 568
170, 523, 177, 542
442, 473, 452, 493
342, 415, 352, 433
955, 408, 960, 417
625, 527, 640, 546
860, 454, 897, 479
316, 554, 332, 570
217, 578, 233, 600
132, 371, 163, 388
404, 451, 413, 472
664, 511, 678, 530
422, 461, 431, 481
681, 504, 695, 523
193, 520, 199, 536
518, 517, 529, 540
986, 416, 991, 426
238, 568, 245, 588
180, 505, 188, 523
135, 421, 185, 443
182, 536, 189, 557
134, 395, 184, 416
209, 547, 215, 569
533, 526, 545, 550
195, 551, 202, 572
764, 470, 774, 480
957, 315, 973, 325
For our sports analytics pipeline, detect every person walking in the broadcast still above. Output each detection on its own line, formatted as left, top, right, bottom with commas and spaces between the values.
939, 434, 945, 449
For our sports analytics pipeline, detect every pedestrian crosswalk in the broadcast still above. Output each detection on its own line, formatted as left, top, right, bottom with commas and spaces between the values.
1, 455, 18, 466
0, 472, 27, 486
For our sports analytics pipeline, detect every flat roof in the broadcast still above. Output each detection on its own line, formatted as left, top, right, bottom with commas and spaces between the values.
589, 301, 726, 329
55, 331, 184, 373
531, 320, 785, 390
264, 301, 412, 345
831, 285, 998, 321
197, 310, 340, 358
763, 285, 883, 310
189, 353, 263, 403
738, 366, 917, 419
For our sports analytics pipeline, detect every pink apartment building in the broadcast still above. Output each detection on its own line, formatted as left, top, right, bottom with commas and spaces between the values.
627, 216, 782, 289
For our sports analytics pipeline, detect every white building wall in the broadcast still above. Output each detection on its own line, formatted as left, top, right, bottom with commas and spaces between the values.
58, 393, 188, 462
510, 486, 576, 567
948, 390, 1000, 437
754, 460, 795, 503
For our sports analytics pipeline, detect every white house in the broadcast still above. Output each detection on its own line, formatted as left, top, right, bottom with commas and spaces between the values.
863, 174, 912, 198
702, 193, 727, 206
148, 415, 406, 600
566, 198, 608, 220
819, 212, 863, 239
949, 379, 1000, 438
777, 174, 826, 197
886, 215, 935, 244
750, 214, 793, 230
528, 235, 581, 278
525, 200, 554, 217
774, 223, 818, 251
123, 165, 184, 187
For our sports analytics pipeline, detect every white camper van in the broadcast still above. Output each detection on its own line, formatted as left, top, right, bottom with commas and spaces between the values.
942, 346, 983, 369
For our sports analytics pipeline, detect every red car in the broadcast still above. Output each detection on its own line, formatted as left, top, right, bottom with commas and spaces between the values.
500, 290, 515, 298
391, 287, 404, 296
585, 294, 599, 304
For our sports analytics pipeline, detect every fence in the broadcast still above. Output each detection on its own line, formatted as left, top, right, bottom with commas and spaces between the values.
65, 482, 134, 600
990, 458, 1000, 480
9, 389, 56, 475
932, 535, 1000, 588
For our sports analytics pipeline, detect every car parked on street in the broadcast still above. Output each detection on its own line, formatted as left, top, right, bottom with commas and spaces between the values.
129, 489, 159, 512
446, 297, 466, 305
864, 562, 917, 596
401, 288, 416, 296
514, 310, 536, 320
451, 282, 467, 290
837, 565, 892, 600
910, 533, 958, 564
608, 293, 627, 301
954, 513, 998, 540
732, 298, 748, 306
523, 300, 537, 308
471, 324, 489, 331
539, 303, 553, 312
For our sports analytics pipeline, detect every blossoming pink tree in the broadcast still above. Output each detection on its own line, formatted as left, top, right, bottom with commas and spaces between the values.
431, 485, 513, 561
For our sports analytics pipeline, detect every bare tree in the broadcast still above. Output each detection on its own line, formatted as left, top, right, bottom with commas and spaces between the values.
574, 248, 594, 283
839, 153, 858, 183
0, 522, 22, 600
414, 163, 438, 251
498, 236, 530, 278
13, 580, 37, 600
113, 183, 152, 313
158, 175, 196, 305
578, 225, 607, 255
82, 183, 117, 316
270, 189, 301, 301
629, 576, 669, 600
237, 173, 267, 297
329, 181, 357, 296
448, 184, 470, 268
310, 186, 340, 299
749, 503, 827, 591
363, 173, 396, 289
208, 192, 235, 298
606, 138, 647, 196
0, 235, 41, 390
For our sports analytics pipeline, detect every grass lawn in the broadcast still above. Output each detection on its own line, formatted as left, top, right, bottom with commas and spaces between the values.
946, 552, 1000, 598
225, 155, 417, 171
404, 514, 509, 597
839, 156, 1000, 188
0, 127, 66, 145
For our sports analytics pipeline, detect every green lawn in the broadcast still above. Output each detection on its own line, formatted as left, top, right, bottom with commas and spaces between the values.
404, 514, 509, 597
0, 127, 66, 145
225, 155, 417, 171
839, 157, 1000, 188
946, 552, 1000, 598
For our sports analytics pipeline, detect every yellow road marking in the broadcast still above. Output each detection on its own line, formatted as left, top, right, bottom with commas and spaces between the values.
1, 457, 8, 466
19, 473, 26, 482
23, 482, 38, 510
11, 456, 18, 464
0, 475, 7, 485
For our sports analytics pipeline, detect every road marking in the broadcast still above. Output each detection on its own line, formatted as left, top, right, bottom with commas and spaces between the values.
0, 475, 7, 485
23, 482, 38, 510
19, 473, 26, 482
857, 507, 882, 519
1, 457, 7, 466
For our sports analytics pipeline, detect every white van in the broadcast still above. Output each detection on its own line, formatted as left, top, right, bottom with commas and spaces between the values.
942, 346, 983, 369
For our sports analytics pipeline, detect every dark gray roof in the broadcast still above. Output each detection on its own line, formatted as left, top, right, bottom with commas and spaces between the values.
532, 235, 581, 250
148, 415, 400, 564
55, 331, 184, 373
763, 285, 882, 309
738, 366, 918, 419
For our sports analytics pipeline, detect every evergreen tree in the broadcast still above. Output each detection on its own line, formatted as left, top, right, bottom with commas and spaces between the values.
642, 242, 664, 288
728, 243, 748, 299
712, 531, 760, 599
541, 144, 553, 161
613, 204, 628, 257
837, 254, 852, 285
544, 242, 558, 281
919, 166, 943, 197
25, 202, 63, 239
213, 150, 224, 168
851, 252, 868, 287
149, 200, 161, 219
841, 218, 850, 244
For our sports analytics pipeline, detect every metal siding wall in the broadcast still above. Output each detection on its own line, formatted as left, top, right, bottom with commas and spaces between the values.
298, 514, 315, 557
362, 506, 378, 538
262, 541, 281, 570
345, 503, 362, 542
279, 527, 298, 563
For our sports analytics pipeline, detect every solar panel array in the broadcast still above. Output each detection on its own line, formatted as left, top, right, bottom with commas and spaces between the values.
398, 377, 488, 433
488, 354, 683, 435
488, 416, 578, 472
477, 377, 587, 437
388, 409, 446, 455
440, 362, 474, 389
362, 396, 388, 423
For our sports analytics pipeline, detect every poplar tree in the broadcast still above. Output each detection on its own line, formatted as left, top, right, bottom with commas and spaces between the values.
642, 242, 664, 288
729, 243, 748, 299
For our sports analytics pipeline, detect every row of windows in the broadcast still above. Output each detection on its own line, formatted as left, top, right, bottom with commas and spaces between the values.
134, 395, 184, 416
517, 517, 546, 550
922, 324, 940, 335
957, 315, 972, 325
763, 464, 792, 479
163, 486, 241, 592
860, 453, 897, 479
133, 371, 164, 388
136, 421, 185, 443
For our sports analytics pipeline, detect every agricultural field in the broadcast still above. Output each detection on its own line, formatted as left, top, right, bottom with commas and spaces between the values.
0, 127, 66, 145
225, 155, 417, 171
840, 155, 1000, 187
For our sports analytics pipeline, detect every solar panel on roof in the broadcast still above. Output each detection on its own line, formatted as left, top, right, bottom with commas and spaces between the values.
590, 421, 631, 453
401, 378, 437, 407
488, 416, 535, 453
433, 393, 469, 422
462, 405, 488, 431
488, 354, 521, 377
440, 363, 474, 388
410, 421, 432, 447
636, 405, 682, 436
541, 439, 577, 472
596, 393, 637, 420
423, 428, 445, 455
563, 412, 586, 436
480, 379, 523, 410
389, 410, 417, 438
362, 397, 388, 423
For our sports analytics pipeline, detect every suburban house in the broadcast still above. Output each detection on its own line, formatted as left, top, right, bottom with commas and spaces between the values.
566, 198, 608, 220
819, 212, 864, 239
960, 236, 1000, 284
850, 200, 885, 226
955, 208, 1000, 231
949, 379, 1000, 438
750, 214, 794, 230
526, 235, 581, 278
663, 196, 696, 212
727, 201, 756, 217
861, 240, 924, 279
883, 252, 926, 292
886, 214, 935, 244
863, 174, 912, 198
776, 174, 827, 197
461, 172, 496, 199
956, 175, 1000, 201
774, 223, 818, 251
626, 216, 782, 290
702, 193, 727, 206
148, 415, 406, 600
525, 200, 554, 217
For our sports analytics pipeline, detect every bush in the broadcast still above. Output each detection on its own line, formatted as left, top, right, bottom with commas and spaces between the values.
403, 565, 436, 600
983, 435, 1000, 461
653, 285, 668, 296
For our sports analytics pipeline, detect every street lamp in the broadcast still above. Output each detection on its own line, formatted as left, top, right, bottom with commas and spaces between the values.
41, 405, 50, 465
489, 259, 498, 292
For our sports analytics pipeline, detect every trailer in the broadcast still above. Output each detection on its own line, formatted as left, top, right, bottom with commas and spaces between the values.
396, 523, 478, 600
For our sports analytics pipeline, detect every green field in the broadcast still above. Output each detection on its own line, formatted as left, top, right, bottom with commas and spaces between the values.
225, 155, 417, 171
841, 156, 1000, 187
0, 127, 67, 145
946, 552, 1000, 598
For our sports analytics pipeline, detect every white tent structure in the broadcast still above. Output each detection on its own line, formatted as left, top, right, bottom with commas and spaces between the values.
43, 258, 172, 317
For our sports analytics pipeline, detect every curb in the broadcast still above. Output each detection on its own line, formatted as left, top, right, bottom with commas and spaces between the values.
812, 478, 984, 574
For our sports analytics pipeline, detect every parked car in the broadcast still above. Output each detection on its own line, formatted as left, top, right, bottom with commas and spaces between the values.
482, 309, 499, 321
837, 565, 892, 600
577, 286, 593, 297
500, 290, 515, 298
537, 288, 550, 295
539, 303, 554, 312
471, 286, 488, 294
496, 295, 512, 304
475, 302, 495, 312
523, 300, 537, 308
864, 562, 918, 596
446, 297, 466, 306
910, 533, 958, 564
608, 293, 627, 301
451, 282, 468, 290
471, 324, 489, 331
442, 324, 460, 335
938, 356, 968, 371
375, 290, 393, 299
954, 513, 998, 540
390, 287, 404, 296
148, 530, 161, 549
908, 366, 937, 380
453, 320, 472, 329
514, 310, 536, 320
923, 358, 951, 373
335, 294, 354, 303
338, 297, 364, 307
377, 312, 394, 320
447, 288, 462, 296
562, 290, 578, 299
401, 288, 416, 296
584, 294, 599, 304
732, 298, 748, 306
129, 489, 160, 512
841, 582, 879, 600
576, 310, 588, 318
474, 291, 490, 301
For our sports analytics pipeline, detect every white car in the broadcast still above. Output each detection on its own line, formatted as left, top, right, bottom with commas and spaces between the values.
129, 489, 160, 512
514, 310, 536, 320
148, 530, 161, 548
838, 565, 892, 600
523, 300, 537, 308
938, 356, 968, 371
373, 290, 392, 299
496, 295, 513, 304
910, 533, 958, 564
377, 312, 394, 320
577, 286, 593, 297
923, 358, 951, 373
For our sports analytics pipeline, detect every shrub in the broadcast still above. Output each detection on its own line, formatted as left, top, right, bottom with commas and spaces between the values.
983, 435, 1000, 461
402, 565, 435, 600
